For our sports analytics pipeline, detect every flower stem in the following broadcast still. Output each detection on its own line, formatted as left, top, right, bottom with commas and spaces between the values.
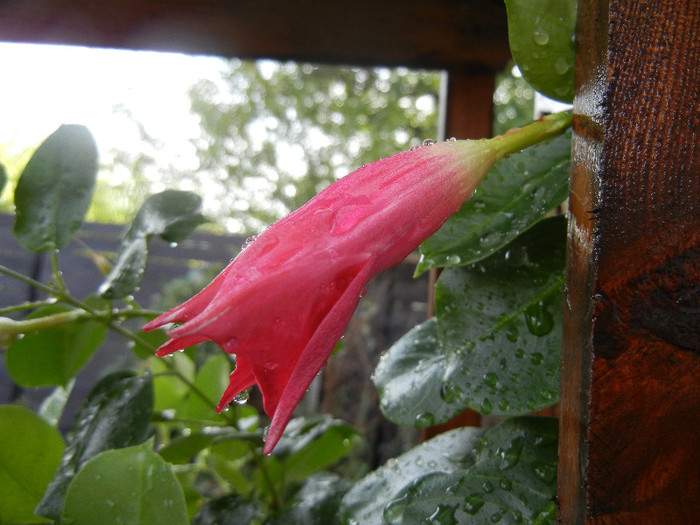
490, 110, 572, 160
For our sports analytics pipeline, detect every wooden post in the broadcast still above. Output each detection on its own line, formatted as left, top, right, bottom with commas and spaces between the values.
559, 0, 700, 523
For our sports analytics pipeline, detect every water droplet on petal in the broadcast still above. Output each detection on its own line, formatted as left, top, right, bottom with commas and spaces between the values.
234, 390, 249, 405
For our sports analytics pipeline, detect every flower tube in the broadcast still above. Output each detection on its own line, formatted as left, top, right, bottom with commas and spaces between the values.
144, 112, 571, 454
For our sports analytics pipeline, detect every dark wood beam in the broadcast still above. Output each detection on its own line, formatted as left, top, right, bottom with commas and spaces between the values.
559, 0, 700, 522
0, 0, 510, 71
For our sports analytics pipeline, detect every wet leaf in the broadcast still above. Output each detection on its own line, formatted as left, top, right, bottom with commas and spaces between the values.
341, 427, 484, 524
384, 417, 558, 525
273, 415, 359, 483
192, 494, 262, 525
99, 190, 208, 299
35, 371, 153, 520
61, 439, 188, 525
376, 218, 565, 426
13, 125, 98, 251
505, 0, 577, 102
5, 301, 108, 387
0, 406, 65, 524
417, 131, 570, 274
268, 473, 350, 525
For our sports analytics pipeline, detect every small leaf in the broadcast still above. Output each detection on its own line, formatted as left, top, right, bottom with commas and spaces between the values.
99, 190, 208, 299
13, 125, 98, 251
272, 415, 359, 483
38, 379, 76, 426
376, 218, 565, 426
385, 417, 558, 524
6, 303, 107, 387
0, 405, 65, 524
61, 439, 188, 525
35, 371, 153, 520
417, 131, 570, 274
341, 427, 484, 524
268, 473, 351, 525
505, 0, 577, 102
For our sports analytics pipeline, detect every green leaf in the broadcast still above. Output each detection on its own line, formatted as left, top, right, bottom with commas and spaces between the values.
417, 131, 570, 274
268, 473, 350, 525
99, 190, 208, 299
0, 162, 7, 197
150, 352, 194, 413
13, 124, 98, 252
180, 353, 232, 421
383, 417, 558, 524
35, 371, 153, 521
272, 415, 359, 483
38, 379, 76, 426
0, 405, 65, 524
376, 218, 565, 426
5, 303, 107, 387
61, 439, 188, 525
505, 0, 577, 102
192, 494, 262, 525
341, 426, 484, 524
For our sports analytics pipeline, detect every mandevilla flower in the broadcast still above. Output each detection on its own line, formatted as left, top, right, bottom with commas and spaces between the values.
144, 113, 571, 454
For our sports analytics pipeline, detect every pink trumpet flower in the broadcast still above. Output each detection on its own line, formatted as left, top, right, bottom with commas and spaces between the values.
143, 113, 571, 454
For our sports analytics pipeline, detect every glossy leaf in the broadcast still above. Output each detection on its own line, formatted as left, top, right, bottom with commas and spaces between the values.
61, 439, 188, 525
0, 405, 65, 524
38, 379, 76, 426
99, 190, 208, 299
376, 218, 565, 426
384, 417, 558, 524
417, 131, 570, 274
5, 302, 107, 387
13, 124, 98, 251
35, 371, 153, 520
268, 473, 350, 525
273, 415, 359, 483
505, 0, 577, 102
341, 427, 484, 524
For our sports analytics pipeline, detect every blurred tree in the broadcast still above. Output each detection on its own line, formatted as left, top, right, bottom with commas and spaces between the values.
188, 60, 441, 234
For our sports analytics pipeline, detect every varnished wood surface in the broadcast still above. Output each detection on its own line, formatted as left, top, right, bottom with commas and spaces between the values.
559, 0, 700, 522
0, 0, 510, 70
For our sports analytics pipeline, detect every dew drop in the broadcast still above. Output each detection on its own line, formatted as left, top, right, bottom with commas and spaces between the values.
490, 512, 503, 523
530, 352, 544, 365
463, 494, 485, 515
524, 302, 554, 336
505, 326, 519, 342
445, 254, 461, 265
482, 480, 495, 493
422, 138, 437, 146
533, 462, 557, 484
480, 398, 493, 414
383, 494, 409, 524
440, 381, 462, 403
499, 436, 525, 470
554, 56, 571, 75
234, 390, 249, 405
415, 412, 435, 427
499, 478, 513, 491
533, 28, 550, 45
483, 373, 498, 387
